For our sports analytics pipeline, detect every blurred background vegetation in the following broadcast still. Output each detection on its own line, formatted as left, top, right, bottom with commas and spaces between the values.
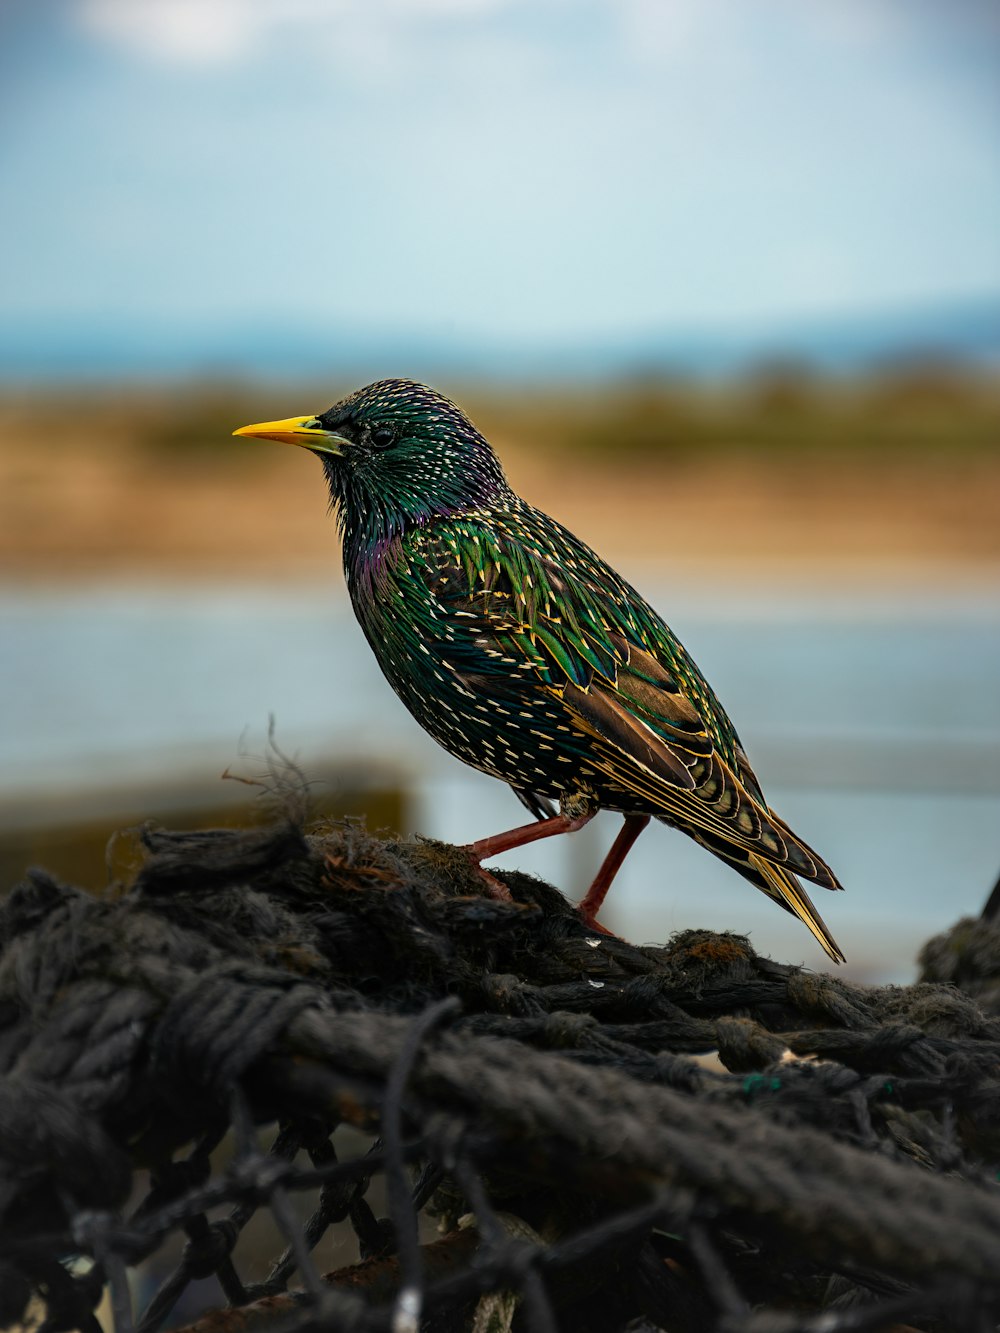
2, 364, 997, 579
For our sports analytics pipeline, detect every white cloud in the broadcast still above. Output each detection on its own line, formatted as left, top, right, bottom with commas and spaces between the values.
78, 0, 516, 67
77, 0, 1000, 82
79, 0, 337, 64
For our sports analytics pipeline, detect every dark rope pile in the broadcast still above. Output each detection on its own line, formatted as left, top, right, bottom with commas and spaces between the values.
2, 813, 1000, 1333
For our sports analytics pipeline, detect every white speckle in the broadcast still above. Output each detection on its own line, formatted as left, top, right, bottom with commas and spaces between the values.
393, 1286, 421, 1333
585, 938, 601, 949
587, 979, 604, 989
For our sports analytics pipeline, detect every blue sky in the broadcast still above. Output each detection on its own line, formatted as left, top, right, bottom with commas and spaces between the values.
1, 0, 998, 356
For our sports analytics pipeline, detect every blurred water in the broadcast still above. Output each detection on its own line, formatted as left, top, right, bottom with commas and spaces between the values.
3, 579, 998, 980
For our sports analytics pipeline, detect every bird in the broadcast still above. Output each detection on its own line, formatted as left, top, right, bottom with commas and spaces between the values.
234, 379, 845, 962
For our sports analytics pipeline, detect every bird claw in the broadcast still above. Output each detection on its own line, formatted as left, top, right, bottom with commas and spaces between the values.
463, 853, 514, 903
577, 907, 617, 937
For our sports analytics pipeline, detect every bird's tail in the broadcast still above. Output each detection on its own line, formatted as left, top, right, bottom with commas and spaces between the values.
749, 854, 845, 965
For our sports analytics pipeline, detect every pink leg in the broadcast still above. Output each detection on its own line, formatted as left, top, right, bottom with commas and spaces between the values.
465, 810, 596, 901
578, 814, 650, 927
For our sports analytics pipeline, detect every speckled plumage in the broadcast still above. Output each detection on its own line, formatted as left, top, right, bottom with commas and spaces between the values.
237, 379, 844, 961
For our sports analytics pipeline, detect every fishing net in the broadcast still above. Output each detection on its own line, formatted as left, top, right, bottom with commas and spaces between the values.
2, 807, 999, 1333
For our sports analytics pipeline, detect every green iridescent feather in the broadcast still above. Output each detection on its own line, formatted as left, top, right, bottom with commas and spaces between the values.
354, 503, 834, 885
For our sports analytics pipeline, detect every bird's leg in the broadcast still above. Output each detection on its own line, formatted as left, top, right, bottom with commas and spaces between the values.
467, 809, 595, 861
577, 814, 651, 928
464, 809, 596, 902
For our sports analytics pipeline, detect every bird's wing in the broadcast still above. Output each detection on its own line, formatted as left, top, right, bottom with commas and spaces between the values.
422, 514, 840, 891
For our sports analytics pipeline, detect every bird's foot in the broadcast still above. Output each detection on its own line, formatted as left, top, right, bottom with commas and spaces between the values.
461, 807, 597, 905
468, 860, 514, 903
577, 907, 617, 937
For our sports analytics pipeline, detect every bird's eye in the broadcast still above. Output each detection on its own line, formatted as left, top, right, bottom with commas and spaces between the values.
371, 426, 395, 448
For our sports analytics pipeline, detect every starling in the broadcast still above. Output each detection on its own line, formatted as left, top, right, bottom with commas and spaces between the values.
234, 379, 845, 962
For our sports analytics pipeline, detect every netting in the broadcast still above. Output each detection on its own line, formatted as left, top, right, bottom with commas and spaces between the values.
2, 809, 999, 1333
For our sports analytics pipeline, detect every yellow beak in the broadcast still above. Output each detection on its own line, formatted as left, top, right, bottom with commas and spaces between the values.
232, 415, 349, 457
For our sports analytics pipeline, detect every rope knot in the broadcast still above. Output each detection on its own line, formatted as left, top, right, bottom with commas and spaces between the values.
714, 1017, 787, 1072
866, 1022, 940, 1072
182, 1219, 239, 1279
542, 1011, 597, 1047
151, 962, 326, 1099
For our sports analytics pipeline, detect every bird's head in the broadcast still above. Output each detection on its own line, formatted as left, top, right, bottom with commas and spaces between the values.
234, 379, 509, 552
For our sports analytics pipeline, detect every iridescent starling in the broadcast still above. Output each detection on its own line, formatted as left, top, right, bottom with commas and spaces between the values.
234, 380, 845, 962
